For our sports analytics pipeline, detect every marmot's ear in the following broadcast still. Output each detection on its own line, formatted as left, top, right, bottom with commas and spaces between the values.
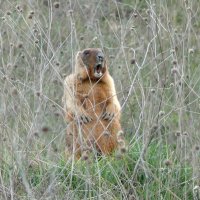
75, 51, 81, 63
75, 51, 84, 69
104, 59, 108, 68
97, 48, 103, 52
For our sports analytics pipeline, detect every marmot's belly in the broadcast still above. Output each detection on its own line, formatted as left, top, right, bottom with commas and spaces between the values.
83, 98, 106, 118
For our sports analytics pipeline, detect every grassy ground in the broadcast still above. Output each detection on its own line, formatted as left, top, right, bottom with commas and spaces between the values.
0, 0, 200, 199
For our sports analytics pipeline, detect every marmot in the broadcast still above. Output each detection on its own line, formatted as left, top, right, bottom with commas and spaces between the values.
63, 48, 125, 158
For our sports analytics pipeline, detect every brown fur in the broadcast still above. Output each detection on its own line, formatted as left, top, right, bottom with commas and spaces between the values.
63, 48, 123, 158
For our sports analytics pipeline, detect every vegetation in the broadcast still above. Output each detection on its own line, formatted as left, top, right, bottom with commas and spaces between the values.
0, 0, 199, 199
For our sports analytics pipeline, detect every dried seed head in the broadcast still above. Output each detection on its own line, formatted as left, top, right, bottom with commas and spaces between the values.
183, 131, 188, 136
52, 104, 56, 108
34, 132, 39, 137
143, 17, 148, 22
170, 49, 175, 54
193, 185, 200, 192
130, 58, 136, 64
16, 5, 21, 10
42, 126, 49, 133
175, 46, 178, 51
109, 55, 115, 59
53, 79, 58, 84
11, 88, 18, 96
7, 63, 12, 68
17, 42, 23, 48
186, 7, 192, 12
150, 88, 155, 93
164, 159, 172, 166
172, 59, 177, 65
195, 145, 200, 151
120, 146, 127, 154
117, 130, 124, 138
159, 110, 165, 117
83, 146, 92, 152
68, 10, 73, 15
21, 54, 25, 59
29, 160, 39, 169
71, 23, 75, 28
174, 29, 178, 33
146, 9, 150, 15
14, 105, 18, 111
53, 146, 58, 152
35, 39, 39, 44
188, 48, 194, 54
54, 2, 60, 8
6, 11, 11, 15
33, 29, 38, 34
175, 131, 181, 137
171, 67, 178, 75
36, 91, 41, 97
92, 36, 98, 41
129, 48, 135, 53
62, 73, 67, 78
43, 0, 48, 6
134, 13, 138, 18
116, 153, 123, 159
55, 61, 60, 66
54, 112, 60, 117
130, 26, 136, 30
118, 138, 125, 146
152, 124, 158, 132
80, 35, 84, 40
28, 14, 33, 19
82, 151, 89, 161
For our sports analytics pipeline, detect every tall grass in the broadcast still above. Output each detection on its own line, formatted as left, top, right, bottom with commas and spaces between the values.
0, 0, 199, 199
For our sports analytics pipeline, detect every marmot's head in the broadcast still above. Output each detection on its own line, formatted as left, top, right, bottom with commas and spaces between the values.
75, 48, 107, 81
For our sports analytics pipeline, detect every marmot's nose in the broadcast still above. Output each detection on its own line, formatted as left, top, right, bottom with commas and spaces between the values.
97, 52, 104, 62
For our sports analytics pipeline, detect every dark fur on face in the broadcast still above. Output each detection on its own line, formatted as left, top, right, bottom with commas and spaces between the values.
78, 48, 107, 80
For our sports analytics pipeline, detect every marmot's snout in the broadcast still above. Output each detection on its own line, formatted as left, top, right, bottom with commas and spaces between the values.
96, 51, 104, 63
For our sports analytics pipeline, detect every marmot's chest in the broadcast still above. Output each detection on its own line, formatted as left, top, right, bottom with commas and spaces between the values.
76, 82, 108, 111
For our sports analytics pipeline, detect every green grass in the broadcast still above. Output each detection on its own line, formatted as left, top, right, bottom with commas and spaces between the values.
1, 140, 194, 199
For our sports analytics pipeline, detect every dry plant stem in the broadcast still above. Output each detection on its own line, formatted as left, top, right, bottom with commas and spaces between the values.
132, 4, 168, 179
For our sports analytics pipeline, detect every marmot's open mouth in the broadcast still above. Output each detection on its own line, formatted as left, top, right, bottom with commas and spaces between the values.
94, 64, 103, 78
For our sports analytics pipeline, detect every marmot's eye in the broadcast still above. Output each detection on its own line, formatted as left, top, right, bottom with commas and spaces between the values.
83, 50, 90, 56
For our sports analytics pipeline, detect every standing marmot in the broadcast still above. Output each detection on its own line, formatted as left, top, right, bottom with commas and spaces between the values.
63, 48, 125, 159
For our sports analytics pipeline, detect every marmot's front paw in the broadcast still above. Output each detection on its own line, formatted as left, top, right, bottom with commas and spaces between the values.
102, 104, 117, 121
102, 111, 115, 121
77, 114, 92, 124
